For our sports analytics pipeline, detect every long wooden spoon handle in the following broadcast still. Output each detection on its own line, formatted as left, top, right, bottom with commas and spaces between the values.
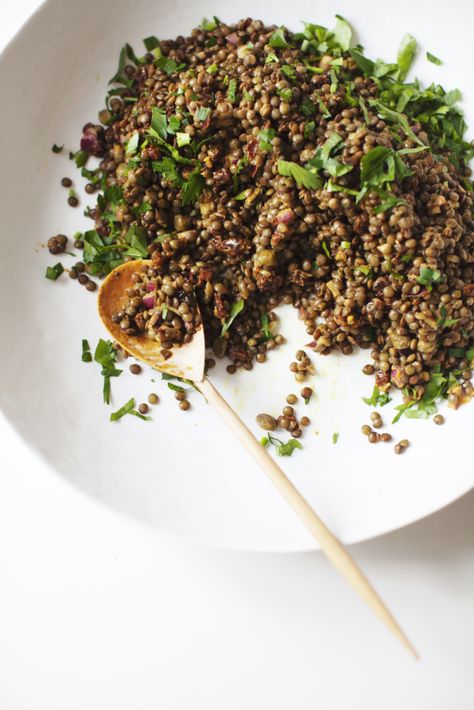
198, 376, 418, 658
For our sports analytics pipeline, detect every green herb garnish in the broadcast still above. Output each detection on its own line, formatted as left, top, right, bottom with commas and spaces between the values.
81, 339, 92, 362
417, 267, 442, 290
110, 397, 152, 422
258, 128, 276, 152
221, 299, 245, 336
45, 263, 64, 280
94, 339, 122, 404
260, 433, 303, 457
332, 432, 339, 444
277, 160, 322, 189
51, 143, 64, 153
426, 51, 442, 66
268, 28, 292, 49
363, 386, 391, 407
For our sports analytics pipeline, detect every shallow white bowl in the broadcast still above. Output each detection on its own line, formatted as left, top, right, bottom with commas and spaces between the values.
0, 0, 472, 550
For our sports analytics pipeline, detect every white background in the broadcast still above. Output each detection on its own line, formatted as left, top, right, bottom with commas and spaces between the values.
1, 2, 474, 708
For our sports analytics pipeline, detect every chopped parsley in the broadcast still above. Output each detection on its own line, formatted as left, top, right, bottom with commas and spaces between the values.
94, 339, 122, 404
45, 263, 64, 280
268, 28, 292, 49
260, 433, 303, 457
81, 339, 92, 363
260, 312, 272, 340
221, 299, 245, 336
51, 143, 64, 153
277, 160, 322, 189
110, 398, 152, 422
199, 16, 220, 31
155, 55, 186, 75
258, 127, 276, 152
195, 106, 211, 122
227, 78, 238, 103
363, 386, 391, 407
426, 51, 442, 65
332, 432, 339, 444
417, 267, 442, 290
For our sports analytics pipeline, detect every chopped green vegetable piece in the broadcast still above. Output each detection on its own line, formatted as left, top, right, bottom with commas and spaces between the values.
181, 168, 205, 206
426, 51, 442, 65
300, 98, 316, 116
277, 439, 303, 456
277, 160, 322, 189
110, 397, 152, 422
333, 14, 352, 52
363, 386, 391, 407
221, 299, 245, 336
265, 52, 279, 64
151, 106, 168, 140
200, 16, 220, 31
258, 128, 276, 152
417, 267, 441, 290
206, 63, 218, 74
125, 131, 139, 155
304, 121, 315, 138
268, 28, 292, 49
195, 106, 211, 122
71, 150, 89, 168
94, 339, 122, 405
260, 312, 272, 340
81, 339, 92, 363
176, 132, 191, 147
332, 432, 339, 444
45, 263, 64, 280
51, 143, 64, 153
143, 36, 160, 51
321, 240, 330, 259
227, 78, 237, 103
396, 34, 417, 81
281, 65, 297, 81
155, 55, 186, 75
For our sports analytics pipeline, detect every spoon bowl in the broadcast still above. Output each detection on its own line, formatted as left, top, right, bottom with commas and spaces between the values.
98, 259, 205, 382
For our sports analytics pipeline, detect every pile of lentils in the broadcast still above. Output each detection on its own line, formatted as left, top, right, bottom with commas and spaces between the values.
64, 16, 474, 412
111, 265, 202, 354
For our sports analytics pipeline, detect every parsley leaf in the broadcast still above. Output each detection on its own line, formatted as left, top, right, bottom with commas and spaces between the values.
258, 128, 276, 152
45, 263, 64, 280
82, 339, 92, 363
277, 160, 322, 189
426, 51, 442, 66
227, 78, 237, 103
396, 34, 417, 81
110, 397, 152, 422
200, 16, 220, 31
268, 28, 292, 49
155, 55, 186, 75
260, 312, 272, 340
260, 433, 303, 457
94, 339, 122, 405
181, 168, 205, 206
417, 267, 441, 290
51, 143, 64, 153
143, 36, 160, 52
221, 299, 245, 336
333, 14, 352, 52
151, 106, 168, 140
363, 385, 391, 407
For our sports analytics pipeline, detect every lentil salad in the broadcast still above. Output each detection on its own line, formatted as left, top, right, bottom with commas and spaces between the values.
51, 15, 474, 426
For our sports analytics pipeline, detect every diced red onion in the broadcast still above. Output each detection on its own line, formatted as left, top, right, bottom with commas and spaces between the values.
80, 132, 102, 155
142, 295, 156, 309
275, 208, 295, 225
226, 32, 239, 46
146, 282, 156, 292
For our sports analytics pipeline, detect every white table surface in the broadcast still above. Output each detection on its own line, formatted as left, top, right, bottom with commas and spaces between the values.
1, 3, 474, 708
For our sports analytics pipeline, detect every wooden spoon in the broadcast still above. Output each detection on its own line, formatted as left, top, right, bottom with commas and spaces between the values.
98, 259, 418, 658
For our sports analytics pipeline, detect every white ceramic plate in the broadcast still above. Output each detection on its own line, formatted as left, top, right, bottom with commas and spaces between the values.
1, 0, 473, 551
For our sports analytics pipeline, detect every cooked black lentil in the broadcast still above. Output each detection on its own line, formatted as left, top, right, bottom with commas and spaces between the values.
65, 16, 474, 420
48, 234, 68, 255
